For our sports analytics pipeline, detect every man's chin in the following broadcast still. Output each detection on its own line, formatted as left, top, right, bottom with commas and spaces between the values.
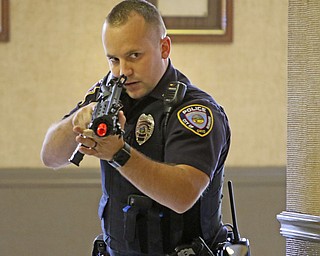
126, 90, 144, 100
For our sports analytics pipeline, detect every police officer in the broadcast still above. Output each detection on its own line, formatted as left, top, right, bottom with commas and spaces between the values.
41, 1, 231, 255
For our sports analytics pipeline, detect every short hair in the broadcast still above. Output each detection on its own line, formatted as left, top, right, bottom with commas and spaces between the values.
106, 0, 167, 38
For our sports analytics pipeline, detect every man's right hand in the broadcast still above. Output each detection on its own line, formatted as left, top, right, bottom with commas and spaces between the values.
72, 102, 97, 132
41, 102, 96, 169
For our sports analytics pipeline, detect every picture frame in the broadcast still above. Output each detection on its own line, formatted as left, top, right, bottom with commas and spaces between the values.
148, 0, 233, 43
0, 0, 9, 42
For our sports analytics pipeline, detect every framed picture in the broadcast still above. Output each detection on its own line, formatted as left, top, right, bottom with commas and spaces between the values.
0, 0, 9, 42
148, 0, 232, 43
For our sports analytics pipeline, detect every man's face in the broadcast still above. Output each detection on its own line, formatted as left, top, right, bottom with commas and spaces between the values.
102, 13, 170, 99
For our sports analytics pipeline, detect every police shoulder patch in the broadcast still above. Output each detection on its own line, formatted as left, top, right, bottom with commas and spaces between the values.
78, 84, 100, 107
177, 104, 214, 137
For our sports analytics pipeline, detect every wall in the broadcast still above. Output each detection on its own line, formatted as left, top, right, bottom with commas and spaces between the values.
0, 0, 287, 255
0, 0, 287, 168
0, 167, 285, 256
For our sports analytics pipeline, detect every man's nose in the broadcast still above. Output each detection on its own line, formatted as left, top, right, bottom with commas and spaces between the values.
120, 61, 133, 77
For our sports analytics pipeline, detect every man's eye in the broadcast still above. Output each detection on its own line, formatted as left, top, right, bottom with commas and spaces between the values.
130, 53, 140, 59
108, 57, 119, 63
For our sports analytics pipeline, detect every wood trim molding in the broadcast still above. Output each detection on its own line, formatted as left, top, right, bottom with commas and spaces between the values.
0, 167, 285, 188
0, 0, 9, 42
0, 168, 101, 188
277, 211, 320, 243
147, 0, 233, 43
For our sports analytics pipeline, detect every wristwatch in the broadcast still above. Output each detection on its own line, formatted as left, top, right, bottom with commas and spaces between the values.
108, 142, 131, 168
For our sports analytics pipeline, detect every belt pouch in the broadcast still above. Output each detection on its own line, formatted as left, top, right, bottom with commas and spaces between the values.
147, 207, 163, 253
123, 205, 139, 242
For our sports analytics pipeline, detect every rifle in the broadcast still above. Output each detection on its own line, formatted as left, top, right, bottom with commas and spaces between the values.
69, 74, 127, 166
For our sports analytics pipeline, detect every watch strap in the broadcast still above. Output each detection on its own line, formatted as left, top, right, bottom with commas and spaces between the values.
108, 142, 131, 168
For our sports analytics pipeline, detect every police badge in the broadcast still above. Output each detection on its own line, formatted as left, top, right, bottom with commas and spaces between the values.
135, 114, 155, 145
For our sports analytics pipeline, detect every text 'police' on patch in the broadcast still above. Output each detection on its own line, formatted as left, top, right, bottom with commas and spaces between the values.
177, 104, 214, 137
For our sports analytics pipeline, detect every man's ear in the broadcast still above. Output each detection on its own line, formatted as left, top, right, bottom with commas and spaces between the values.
161, 36, 171, 59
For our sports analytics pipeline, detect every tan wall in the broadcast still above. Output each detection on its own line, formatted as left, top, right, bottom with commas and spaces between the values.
0, 0, 287, 168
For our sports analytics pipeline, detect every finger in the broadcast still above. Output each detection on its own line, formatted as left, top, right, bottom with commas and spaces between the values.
82, 129, 95, 138
118, 111, 126, 129
91, 140, 98, 149
73, 126, 84, 134
76, 135, 98, 149
72, 102, 96, 130
78, 145, 97, 155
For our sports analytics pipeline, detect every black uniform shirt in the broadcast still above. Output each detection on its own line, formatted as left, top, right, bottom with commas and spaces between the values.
65, 60, 230, 254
